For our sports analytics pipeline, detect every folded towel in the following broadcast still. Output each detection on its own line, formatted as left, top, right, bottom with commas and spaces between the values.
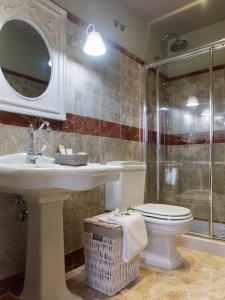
98, 213, 148, 263
165, 167, 177, 186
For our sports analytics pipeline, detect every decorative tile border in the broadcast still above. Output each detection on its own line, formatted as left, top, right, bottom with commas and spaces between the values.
67, 11, 86, 29
2, 109, 225, 145
147, 130, 225, 145
105, 38, 145, 65
0, 248, 84, 297
0, 111, 143, 142
166, 64, 225, 82
148, 61, 225, 82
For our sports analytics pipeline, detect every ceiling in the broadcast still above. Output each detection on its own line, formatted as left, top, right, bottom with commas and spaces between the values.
124, 0, 225, 35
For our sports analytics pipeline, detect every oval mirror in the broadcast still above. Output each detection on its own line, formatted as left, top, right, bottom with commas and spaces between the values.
0, 19, 51, 99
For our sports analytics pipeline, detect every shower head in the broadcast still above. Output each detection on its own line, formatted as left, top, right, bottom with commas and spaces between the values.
170, 38, 188, 52
155, 33, 188, 60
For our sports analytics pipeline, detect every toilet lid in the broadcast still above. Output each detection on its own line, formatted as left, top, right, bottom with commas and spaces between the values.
134, 204, 192, 221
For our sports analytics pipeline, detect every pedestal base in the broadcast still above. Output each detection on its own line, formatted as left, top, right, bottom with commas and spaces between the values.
21, 194, 83, 300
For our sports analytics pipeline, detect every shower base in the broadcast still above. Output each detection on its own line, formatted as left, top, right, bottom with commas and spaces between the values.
192, 219, 225, 237
179, 219, 225, 257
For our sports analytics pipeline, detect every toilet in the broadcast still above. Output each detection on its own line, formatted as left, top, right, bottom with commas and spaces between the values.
105, 161, 193, 270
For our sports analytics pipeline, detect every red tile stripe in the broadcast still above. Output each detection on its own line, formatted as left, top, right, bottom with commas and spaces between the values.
0, 111, 143, 142
147, 130, 225, 145
67, 12, 86, 29
163, 64, 225, 82
2, 110, 225, 144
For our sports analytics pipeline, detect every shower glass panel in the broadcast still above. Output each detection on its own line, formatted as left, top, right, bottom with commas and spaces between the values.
212, 47, 225, 238
146, 69, 157, 203
156, 53, 211, 235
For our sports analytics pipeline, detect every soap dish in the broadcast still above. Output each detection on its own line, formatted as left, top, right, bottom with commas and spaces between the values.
55, 154, 88, 166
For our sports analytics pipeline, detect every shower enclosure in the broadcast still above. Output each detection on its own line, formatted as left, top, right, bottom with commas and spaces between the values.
145, 39, 225, 240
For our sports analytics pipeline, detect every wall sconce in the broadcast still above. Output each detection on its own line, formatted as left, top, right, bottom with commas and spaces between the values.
83, 24, 106, 56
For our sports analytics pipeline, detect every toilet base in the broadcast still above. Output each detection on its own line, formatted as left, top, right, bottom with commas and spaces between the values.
141, 247, 183, 270
142, 221, 187, 270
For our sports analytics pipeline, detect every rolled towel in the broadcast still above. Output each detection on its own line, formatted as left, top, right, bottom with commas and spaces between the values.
98, 213, 148, 263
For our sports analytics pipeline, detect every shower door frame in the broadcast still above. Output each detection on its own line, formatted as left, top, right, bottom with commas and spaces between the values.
145, 38, 225, 240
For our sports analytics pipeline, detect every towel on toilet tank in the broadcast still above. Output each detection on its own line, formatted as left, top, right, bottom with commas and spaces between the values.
97, 213, 148, 263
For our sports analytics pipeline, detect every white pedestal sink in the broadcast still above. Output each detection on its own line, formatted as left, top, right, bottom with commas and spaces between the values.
0, 153, 122, 300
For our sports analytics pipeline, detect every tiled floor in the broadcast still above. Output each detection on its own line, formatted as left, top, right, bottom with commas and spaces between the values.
3, 247, 225, 300
67, 247, 225, 300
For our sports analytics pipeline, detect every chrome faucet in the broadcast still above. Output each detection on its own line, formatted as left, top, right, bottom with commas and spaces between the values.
27, 121, 51, 164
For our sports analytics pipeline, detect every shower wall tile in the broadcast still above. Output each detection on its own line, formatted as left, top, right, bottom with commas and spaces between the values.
164, 144, 210, 162
101, 137, 144, 163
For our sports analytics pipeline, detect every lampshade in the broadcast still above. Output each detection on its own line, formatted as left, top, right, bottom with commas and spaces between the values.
83, 24, 106, 56
48, 59, 52, 67
186, 96, 199, 107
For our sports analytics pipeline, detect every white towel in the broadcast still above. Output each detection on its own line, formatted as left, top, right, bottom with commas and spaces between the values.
165, 167, 177, 185
98, 213, 148, 263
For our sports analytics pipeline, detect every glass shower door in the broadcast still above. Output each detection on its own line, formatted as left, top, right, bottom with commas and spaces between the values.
156, 53, 211, 235
212, 46, 225, 239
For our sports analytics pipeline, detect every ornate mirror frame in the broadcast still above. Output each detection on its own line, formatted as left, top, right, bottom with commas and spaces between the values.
0, 0, 66, 120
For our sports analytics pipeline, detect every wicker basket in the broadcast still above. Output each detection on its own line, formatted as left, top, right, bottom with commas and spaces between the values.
84, 216, 140, 296
55, 154, 88, 166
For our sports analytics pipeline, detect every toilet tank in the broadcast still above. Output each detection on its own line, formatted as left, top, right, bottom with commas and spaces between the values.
105, 161, 147, 211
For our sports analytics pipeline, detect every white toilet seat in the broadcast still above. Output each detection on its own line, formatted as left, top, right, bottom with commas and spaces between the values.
142, 215, 193, 225
134, 203, 192, 221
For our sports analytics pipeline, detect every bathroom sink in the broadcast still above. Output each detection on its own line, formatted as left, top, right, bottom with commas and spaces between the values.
0, 153, 122, 300
0, 153, 122, 195
0, 152, 55, 164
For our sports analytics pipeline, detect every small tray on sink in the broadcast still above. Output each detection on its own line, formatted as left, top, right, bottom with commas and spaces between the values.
55, 154, 88, 166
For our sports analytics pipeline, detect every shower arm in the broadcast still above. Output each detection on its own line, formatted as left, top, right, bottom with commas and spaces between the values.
155, 33, 179, 60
